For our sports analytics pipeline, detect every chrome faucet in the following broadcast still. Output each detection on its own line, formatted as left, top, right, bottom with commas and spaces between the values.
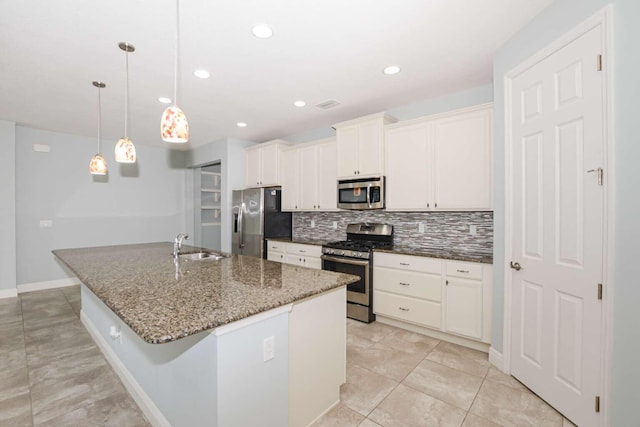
173, 233, 189, 258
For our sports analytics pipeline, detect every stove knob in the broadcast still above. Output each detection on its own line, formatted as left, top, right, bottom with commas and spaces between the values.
329, 249, 335, 255
354, 252, 361, 258
340, 250, 345, 256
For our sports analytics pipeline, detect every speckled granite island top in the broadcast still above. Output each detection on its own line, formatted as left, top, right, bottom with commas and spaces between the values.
53, 243, 358, 344
375, 246, 493, 264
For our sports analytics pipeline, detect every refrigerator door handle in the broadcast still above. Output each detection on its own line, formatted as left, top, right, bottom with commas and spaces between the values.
238, 202, 245, 249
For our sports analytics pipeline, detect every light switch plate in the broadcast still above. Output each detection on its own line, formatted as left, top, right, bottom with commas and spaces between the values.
39, 220, 53, 228
469, 225, 477, 235
332, 221, 338, 229
418, 222, 425, 233
310, 220, 315, 228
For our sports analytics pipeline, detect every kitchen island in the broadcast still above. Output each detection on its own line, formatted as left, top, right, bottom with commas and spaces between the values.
53, 243, 358, 427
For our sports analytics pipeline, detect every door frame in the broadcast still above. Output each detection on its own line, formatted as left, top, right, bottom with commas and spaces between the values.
501, 6, 613, 423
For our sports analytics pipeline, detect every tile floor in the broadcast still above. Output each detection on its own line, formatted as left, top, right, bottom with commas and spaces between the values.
312, 319, 576, 427
1, 286, 575, 427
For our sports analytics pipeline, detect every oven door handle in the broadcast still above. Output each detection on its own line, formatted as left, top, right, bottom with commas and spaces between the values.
321, 255, 370, 266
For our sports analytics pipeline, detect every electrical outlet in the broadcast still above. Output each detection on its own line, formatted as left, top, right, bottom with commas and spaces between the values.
311, 220, 315, 228
263, 336, 275, 362
332, 221, 338, 229
469, 225, 477, 235
418, 222, 425, 233
39, 220, 53, 228
110, 325, 122, 344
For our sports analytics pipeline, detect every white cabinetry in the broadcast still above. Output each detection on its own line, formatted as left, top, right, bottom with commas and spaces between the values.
373, 251, 492, 347
385, 104, 492, 211
267, 241, 322, 270
335, 113, 397, 179
245, 140, 289, 188
280, 138, 338, 212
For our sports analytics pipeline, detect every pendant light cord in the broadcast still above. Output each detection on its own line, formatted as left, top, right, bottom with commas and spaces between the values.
174, 0, 180, 106
125, 49, 129, 138
98, 86, 102, 154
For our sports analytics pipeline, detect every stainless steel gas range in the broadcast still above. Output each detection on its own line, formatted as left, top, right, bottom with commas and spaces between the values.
321, 223, 393, 323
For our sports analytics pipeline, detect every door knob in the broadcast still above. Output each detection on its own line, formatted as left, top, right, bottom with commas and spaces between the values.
510, 261, 522, 271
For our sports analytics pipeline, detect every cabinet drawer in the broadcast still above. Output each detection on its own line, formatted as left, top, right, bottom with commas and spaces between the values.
374, 267, 441, 302
374, 252, 441, 274
374, 291, 441, 329
445, 261, 483, 280
267, 251, 285, 263
286, 243, 322, 258
267, 241, 286, 252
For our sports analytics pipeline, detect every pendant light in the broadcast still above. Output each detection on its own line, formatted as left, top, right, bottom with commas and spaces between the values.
89, 81, 108, 175
115, 42, 137, 163
160, 0, 189, 143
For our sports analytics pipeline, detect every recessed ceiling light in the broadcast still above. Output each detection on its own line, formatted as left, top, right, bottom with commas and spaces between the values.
158, 97, 172, 104
193, 69, 210, 79
237, 122, 248, 128
293, 100, 306, 107
252, 25, 273, 39
383, 65, 401, 75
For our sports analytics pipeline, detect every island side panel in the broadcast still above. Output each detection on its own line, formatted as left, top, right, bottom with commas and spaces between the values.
289, 287, 347, 427
81, 285, 219, 427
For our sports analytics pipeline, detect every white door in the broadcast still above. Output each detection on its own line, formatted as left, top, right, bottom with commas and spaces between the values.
357, 119, 383, 177
336, 125, 358, 178
260, 144, 280, 186
509, 25, 604, 426
299, 145, 319, 210
317, 141, 338, 211
280, 149, 299, 211
245, 148, 261, 188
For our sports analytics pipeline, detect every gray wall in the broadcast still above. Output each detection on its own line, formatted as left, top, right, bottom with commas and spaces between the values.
492, 0, 640, 423
15, 126, 186, 285
0, 120, 16, 292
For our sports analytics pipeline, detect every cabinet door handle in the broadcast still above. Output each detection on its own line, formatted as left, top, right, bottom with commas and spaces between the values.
427, 203, 430, 208
354, 170, 357, 175
399, 282, 411, 286
399, 262, 410, 266
456, 269, 469, 273
446, 280, 449, 285
435, 203, 438, 208
299, 250, 306, 253
398, 307, 410, 312
303, 259, 306, 263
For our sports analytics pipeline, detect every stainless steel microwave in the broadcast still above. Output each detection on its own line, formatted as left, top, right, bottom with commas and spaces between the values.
337, 177, 385, 210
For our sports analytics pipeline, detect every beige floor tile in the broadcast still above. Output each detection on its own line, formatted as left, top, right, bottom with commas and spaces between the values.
403, 359, 483, 410
0, 367, 30, 401
348, 342, 424, 382
36, 391, 149, 427
369, 383, 467, 427
426, 341, 491, 378
378, 328, 440, 357
562, 417, 577, 427
70, 300, 82, 316
0, 390, 33, 427
61, 285, 81, 300
347, 331, 377, 351
359, 419, 382, 427
348, 320, 397, 343
20, 290, 68, 307
0, 298, 22, 324
24, 319, 95, 359
27, 346, 107, 386
340, 365, 398, 416
0, 322, 26, 356
484, 366, 527, 391
311, 403, 364, 427
470, 378, 563, 427
462, 413, 502, 427
21, 309, 77, 332
1, 348, 27, 372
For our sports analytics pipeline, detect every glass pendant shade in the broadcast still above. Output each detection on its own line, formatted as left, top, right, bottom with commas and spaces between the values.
115, 137, 136, 163
89, 154, 108, 175
161, 105, 189, 143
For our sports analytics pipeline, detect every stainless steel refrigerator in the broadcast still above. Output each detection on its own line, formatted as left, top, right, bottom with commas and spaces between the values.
231, 187, 292, 258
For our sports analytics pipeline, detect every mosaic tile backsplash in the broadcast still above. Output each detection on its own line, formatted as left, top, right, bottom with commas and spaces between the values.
293, 211, 493, 255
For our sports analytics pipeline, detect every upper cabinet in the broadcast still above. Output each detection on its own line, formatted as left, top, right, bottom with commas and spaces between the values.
245, 140, 290, 188
280, 138, 339, 212
335, 113, 397, 179
385, 104, 492, 211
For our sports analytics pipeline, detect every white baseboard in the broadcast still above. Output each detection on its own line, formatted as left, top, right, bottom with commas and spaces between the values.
80, 310, 171, 427
17, 277, 80, 294
488, 347, 506, 372
0, 288, 18, 299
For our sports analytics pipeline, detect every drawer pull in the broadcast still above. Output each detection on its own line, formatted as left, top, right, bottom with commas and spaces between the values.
399, 262, 410, 266
399, 282, 411, 286
299, 250, 306, 253
398, 307, 410, 312
456, 269, 469, 273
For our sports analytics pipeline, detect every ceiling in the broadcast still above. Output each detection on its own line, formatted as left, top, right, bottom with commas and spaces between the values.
0, 0, 553, 149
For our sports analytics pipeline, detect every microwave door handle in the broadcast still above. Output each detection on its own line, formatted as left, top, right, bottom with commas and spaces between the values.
367, 184, 372, 208
238, 202, 245, 249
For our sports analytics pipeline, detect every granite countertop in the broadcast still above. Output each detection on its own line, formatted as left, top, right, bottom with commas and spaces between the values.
53, 243, 358, 344
375, 246, 493, 264
267, 237, 330, 247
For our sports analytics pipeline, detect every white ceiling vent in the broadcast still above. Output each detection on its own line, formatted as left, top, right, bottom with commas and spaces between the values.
315, 99, 341, 110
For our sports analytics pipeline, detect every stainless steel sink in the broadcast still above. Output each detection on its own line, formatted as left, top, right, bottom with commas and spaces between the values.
178, 251, 228, 262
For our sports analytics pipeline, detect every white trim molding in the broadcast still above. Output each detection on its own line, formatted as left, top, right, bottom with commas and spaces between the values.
488, 347, 506, 372
17, 277, 80, 294
0, 288, 18, 299
81, 310, 171, 427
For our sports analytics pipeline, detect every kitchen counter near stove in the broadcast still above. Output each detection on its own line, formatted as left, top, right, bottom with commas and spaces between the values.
375, 245, 493, 264
267, 236, 330, 246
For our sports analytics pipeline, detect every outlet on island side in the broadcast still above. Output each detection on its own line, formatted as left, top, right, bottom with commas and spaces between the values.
263, 336, 275, 362
310, 220, 315, 228
418, 222, 425, 233
470, 225, 477, 235
332, 221, 338, 229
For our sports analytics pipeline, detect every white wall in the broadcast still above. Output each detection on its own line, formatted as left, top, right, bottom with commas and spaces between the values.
0, 120, 16, 294
15, 126, 186, 285
492, 1, 640, 424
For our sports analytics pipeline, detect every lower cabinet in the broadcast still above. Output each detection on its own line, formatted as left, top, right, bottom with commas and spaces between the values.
266, 240, 322, 270
373, 252, 492, 345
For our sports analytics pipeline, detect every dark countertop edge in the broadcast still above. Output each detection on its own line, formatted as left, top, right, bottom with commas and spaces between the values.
373, 247, 493, 265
